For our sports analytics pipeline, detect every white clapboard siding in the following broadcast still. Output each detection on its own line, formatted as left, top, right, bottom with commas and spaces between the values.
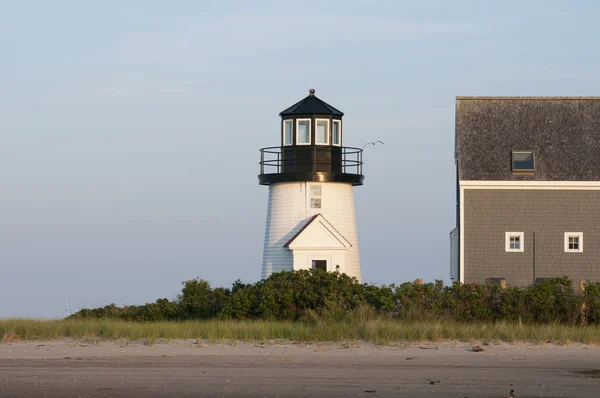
261, 181, 361, 282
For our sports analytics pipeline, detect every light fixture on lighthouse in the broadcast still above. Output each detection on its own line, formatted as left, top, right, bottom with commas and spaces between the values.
258, 89, 365, 282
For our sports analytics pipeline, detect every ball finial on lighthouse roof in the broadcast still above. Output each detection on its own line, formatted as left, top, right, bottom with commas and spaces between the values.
309, 88, 315, 96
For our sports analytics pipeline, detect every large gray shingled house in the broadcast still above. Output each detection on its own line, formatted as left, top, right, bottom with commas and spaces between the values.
450, 96, 600, 289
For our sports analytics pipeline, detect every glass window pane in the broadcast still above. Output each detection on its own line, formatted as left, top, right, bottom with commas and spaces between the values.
284, 121, 293, 145
298, 121, 310, 144
333, 121, 340, 145
509, 235, 520, 250
569, 236, 579, 250
316, 120, 328, 144
512, 151, 534, 170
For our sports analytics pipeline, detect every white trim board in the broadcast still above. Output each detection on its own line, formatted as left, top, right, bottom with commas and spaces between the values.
564, 232, 584, 253
285, 214, 352, 250
460, 180, 600, 189
459, 186, 464, 284
505, 232, 525, 253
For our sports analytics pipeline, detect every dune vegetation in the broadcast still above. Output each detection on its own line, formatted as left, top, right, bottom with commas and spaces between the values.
3, 270, 600, 345
2, 316, 600, 346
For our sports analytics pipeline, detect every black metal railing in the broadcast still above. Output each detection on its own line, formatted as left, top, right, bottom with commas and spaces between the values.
259, 146, 363, 176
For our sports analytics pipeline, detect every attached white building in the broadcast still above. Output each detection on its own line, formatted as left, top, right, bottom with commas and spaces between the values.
257, 89, 365, 282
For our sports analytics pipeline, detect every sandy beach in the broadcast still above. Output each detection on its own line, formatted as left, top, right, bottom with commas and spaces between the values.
1, 339, 600, 397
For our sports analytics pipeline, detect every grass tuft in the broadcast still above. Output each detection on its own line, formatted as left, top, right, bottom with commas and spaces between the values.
1, 318, 600, 345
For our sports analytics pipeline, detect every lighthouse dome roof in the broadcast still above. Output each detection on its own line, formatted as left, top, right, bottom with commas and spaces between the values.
279, 89, 344, 117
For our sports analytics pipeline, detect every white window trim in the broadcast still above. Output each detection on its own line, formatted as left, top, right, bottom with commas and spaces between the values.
505, 232, 524, 252
332, 120, 342, 146
315, 118, 330, 145
282, 119, 293, 146
296, 118, 311, 145
564, 232, 583, 253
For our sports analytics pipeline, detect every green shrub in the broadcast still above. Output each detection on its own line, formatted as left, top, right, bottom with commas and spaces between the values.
583, 281, 600, 324
178, 278, 230, 320
221, 269, 363, 321
442, 282, 494, 322
528, 277, 580, 324
70, 272, 595, 326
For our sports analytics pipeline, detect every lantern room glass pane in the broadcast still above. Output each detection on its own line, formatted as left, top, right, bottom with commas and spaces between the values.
283, 120, 293, 146
297, 120, 310, 144
331, 120, 341, 145
316, 119, 329, 145
332, 121, 341, 145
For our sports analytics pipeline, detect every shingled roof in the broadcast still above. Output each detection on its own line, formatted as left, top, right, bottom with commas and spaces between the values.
456, 97, 600, 181
279, 89, 344, 117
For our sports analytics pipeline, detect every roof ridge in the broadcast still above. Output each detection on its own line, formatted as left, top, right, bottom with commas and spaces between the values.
457, 96, 600, 100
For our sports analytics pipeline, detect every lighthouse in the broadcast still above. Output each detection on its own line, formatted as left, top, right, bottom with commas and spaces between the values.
258, 89, 364, 282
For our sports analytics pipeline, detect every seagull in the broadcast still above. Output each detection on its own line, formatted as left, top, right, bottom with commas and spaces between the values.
361, 140, 384, 149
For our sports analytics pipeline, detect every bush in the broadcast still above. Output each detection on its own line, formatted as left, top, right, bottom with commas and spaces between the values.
69, 272, 595, 326
583, 281, 600, 324
527, 277, 580, 324
178, 278, 230, 320
221, 269, 363, 321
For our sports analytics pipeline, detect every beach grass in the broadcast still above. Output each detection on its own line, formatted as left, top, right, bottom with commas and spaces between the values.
2, 318, 600, 345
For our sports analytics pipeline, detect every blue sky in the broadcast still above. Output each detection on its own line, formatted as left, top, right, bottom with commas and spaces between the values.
1, 1, 599, 318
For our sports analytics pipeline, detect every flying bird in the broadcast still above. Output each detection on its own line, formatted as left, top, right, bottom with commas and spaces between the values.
362, 140, 384, 149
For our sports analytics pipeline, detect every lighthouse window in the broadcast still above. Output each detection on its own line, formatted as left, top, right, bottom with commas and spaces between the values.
283, 120, 293, 146
332, 120, 341, 146
297, 119, 311, 145
316, 119, 329, 145
310, 185, 322, 208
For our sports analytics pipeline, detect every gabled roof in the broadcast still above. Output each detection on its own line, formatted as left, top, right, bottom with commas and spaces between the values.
456, 96, 600, 181
279, 89, 344, 117
284, 214, 352, 250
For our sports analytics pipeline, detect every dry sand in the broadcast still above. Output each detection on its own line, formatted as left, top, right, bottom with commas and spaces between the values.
1, 339, 600, 397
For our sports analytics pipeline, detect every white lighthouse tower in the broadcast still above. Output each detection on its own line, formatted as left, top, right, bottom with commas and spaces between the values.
258, 89, 364, 282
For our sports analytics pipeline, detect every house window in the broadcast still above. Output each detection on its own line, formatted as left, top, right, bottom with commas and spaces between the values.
332, 120, 341, 146
316, 119, 329, 145
512, 151, 534, 171
296, 119, 311, 145
505, 232, 524, 252
564, 232, 583, 253
312, 260, 327, 271
310, 185, 322, 208
283, 120, 293, 146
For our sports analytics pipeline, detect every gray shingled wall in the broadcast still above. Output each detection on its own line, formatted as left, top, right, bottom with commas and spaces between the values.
464, 189, 600, 289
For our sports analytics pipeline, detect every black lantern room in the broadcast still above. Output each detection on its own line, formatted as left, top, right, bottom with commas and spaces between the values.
258, 89, 364, 186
